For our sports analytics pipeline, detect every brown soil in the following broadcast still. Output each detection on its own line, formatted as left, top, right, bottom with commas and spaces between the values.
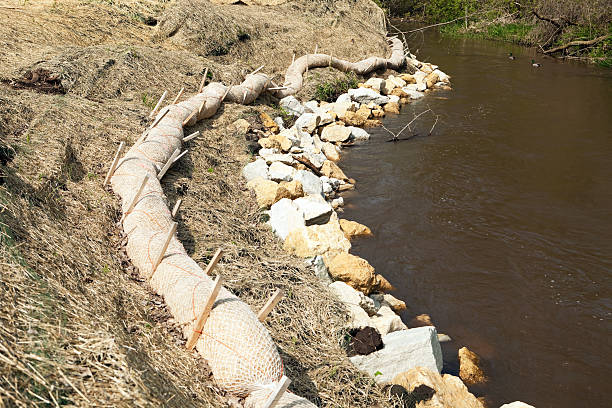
0, 0, 400, 406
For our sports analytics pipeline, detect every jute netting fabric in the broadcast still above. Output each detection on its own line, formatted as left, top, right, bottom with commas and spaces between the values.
109, 40, 407, 406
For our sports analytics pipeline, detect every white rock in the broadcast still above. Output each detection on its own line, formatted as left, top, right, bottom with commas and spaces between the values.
336, 93, 351, 103
295, 113, 320, 133
260, 153, 295, 165
273, 116, 285, 130
388, 95, 400, 104
268, 161, 294, 182
321, 125, 351, 143
306, 255, 332, 284
381, 80, 395, 95
324, 101, 357, 117
387, 75, 406, 88
297, 130, 315, 151
258, 148, 279, 156
365, 77, 386, 93
433, 69, 450, 83
293, 170, 323, 196
359, 295, 378, 316
267, 198, 305, 240
500, 403, 536, 408
302, 151, 326, 169
414, 71, 427, 84
242, 159, 269, 182
280, 95, 305, 117
331, 197, 344, 209
318, 112, 334, 126
293, 195, 333, 225
369, 305, 407, 336
417, 82, 427, 91
402, 87, 425, 99
348, 88, 390, 105
349, 327, 443, 384
329, 281, 371, 329
303, 100, 319, 113
347, 126, 370, 141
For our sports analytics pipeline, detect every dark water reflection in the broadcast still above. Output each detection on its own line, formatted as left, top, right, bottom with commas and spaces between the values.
340, 29, 612, 408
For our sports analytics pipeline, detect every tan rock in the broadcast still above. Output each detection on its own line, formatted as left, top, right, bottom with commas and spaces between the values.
321, 160, 348, 181
322, 143, 340, 162
283, 216, 351, 257
269, 132, 292, 152
410, 313, 434, 327
321, 124, 351, 143
383, 294, 407, 313
258, 137, 279, 149
458, 347, 488, 386
356, 105, 372, 119
391, 87, 409, 98
260, 112, 279, 133
371, 108, 385, 118
399, 73, 417, 84
400, 97, 411, 105
421, 64, 434, 74
373, 274, 394, 292
339, 219, 372, 240
393, 367, 485, 408
340, 111, 366, 127
425, 72, 440, 89
246, 178, 290, 208
326, 252, 376, 294
279, 180, 303, 199
232, 118, 250, 134
384, 102, 400, 114
364, 119, 382, 127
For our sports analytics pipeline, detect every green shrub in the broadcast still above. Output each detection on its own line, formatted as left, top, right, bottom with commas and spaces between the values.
314, 73, 358, 102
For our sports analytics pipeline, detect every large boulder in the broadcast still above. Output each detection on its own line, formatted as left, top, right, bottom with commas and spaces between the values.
293, 195, 333, 225
278, 180, 303, 199
321, 124, 351, 143
364, 77, 386, 93
349, 88, 390, 105
458, 347, 488, 385
246, 178, 291, 208
283, 215, 351, 257
242, 159, 269, 182
293, 169, 323, 196
321, 160, 348, 181
267, 198, 305, 240
295, 113, 321, 133
392, 367, 485, 408
326, 252, 376, 294
279, 95, 305, 116
350, 327, 443, 383
339, 219, 372, 240
384, 102, 400, 114
322, 142, 340, 162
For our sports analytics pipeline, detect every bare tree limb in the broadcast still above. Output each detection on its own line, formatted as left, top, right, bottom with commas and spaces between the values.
543, 34, 610, 54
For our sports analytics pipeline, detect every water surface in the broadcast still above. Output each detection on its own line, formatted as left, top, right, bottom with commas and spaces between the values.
340, 29, 612, 408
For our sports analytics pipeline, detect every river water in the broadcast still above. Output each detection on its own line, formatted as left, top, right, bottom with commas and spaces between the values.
340, 29, 612, 407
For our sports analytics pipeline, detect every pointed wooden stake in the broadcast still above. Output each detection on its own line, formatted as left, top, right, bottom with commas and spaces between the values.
150, 221, 177, 276
157, 149, 181, 180
184, 131, 199, 142
149, 90, 168, 118
314, 44, 318, 54
182, 110, 197, 127
257, 289, 283, 322
186, 274, 224, 350
204, 248, 224, 275
120, 174, 149, 223
292, 53, 295, 64
103, 141, 125, 187
263, 376, 291, 408
198, 68, 209, 93
171, 199, 182, 218
172, 87, 185, 104
140, 109, 170, 143
173, 149, 188, 163
221, 86, 231, 101
250, 64, 265, 76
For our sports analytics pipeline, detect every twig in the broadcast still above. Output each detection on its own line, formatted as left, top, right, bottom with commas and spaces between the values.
428, 115, 439, 136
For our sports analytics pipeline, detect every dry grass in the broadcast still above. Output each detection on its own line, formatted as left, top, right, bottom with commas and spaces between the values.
0, 0, 400, 406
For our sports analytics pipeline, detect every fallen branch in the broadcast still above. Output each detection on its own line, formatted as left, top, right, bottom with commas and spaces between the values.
543, 34, 611, 54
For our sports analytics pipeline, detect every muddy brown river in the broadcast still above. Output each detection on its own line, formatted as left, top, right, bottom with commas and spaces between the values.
340, 29, 612, 407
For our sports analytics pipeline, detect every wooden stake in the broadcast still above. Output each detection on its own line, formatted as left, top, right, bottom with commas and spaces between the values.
103, 141, 125, 187
250, 64, 265, 76
173, 149, 188, 163
198, 68, 209, 93
182, 110, 197, 127
203, 248, 223, 275
171, 87, 185, 104
157, 149, 181, 180
148, 109, 170, 134
171, 199, 182, 218
120, 174, 149, 223
151, 221, 177, 276
242, 90, 248, 104
221, 86, 231, 101
267, 86, 288, 91
186, 274, 224, 350
292, 53, 295, 64
314, 45, 318, 54
183, 131, 199, 142
262, 376, 291, 408
149, 90, 167, 118
257, 289, 283, 322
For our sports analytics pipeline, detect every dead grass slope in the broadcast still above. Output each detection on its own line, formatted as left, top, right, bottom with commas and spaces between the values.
1, 0, 397, 406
